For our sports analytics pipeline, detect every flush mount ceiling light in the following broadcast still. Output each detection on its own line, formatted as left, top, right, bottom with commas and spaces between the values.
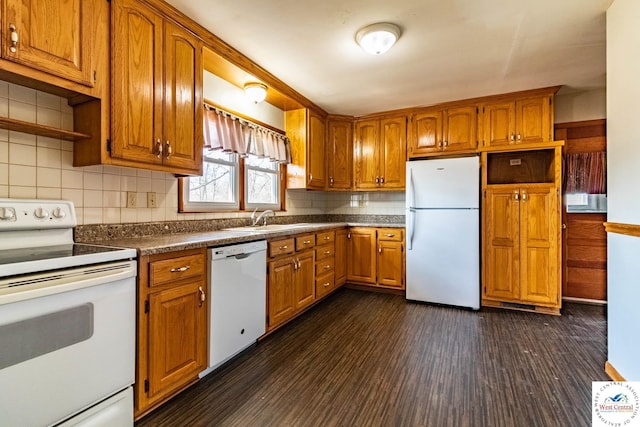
355, 22, 401, 55
244, 82, 268, 104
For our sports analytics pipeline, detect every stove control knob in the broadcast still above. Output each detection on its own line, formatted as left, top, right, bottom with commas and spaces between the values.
0, 207, 16, 221
52, 207, 66, 219
34, 208, 49, 219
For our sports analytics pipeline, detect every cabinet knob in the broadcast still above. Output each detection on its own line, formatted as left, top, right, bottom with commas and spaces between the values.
375, 176, 380, 184
438, 140, 443, 148
517, 133, 522, 142
380, 176, 385, 184
9, 24, 18, 53
509, 134, 515, 143
443, 140, 449, 148
198, 286, 205, 307
521, 191, 527, 201
562, 223, 567, 230
514, 191, 520, 201
165, 141, 172, 158
329, 177, 334, 186
378, 246, 383, 254
155, 139, 162, 158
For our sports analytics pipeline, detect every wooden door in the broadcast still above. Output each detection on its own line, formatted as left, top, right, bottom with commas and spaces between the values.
482, 101, 515, 148
377, 240, 404, 288
111, 0, 163, 165
3, 0, 94, 86
327, 118, 353, 190
354, 120, 379, 189
268, 257, 295, 328
519, 186, 559, 306
408, 110, 442, 157
346, 228, 376, 284
307, 110, 326, 189
444, 106, 477, 152
294, 251, 315, 310
379, 116, 406, 189
162, 21, 203, 173
334, 228, 348, 286
483, 187, 520, 301
148, 280, 207, 398
516, 96, 551, 144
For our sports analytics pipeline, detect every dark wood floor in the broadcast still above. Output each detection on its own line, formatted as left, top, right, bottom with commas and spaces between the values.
137, 289, 607, 427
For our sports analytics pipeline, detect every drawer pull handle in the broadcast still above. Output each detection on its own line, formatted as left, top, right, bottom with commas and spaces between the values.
303, 240, 311, 244
324, 265, 331, 270
324, 236, 330, 240
199, 286, 205, 307
9, 24, 18, 52
170, 266, 190, 273
323, 282, 330, 287
384, 233, 395, 237
323, 250, 331, 255
279, 245, 288, 250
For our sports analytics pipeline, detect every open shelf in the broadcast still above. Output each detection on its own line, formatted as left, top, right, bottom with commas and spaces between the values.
0, 117, 90, 141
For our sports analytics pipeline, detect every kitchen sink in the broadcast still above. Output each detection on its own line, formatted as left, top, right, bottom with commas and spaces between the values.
224, 223, 311, 233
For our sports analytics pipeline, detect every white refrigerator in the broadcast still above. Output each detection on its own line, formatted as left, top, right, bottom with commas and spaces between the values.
405, 156, 480, 309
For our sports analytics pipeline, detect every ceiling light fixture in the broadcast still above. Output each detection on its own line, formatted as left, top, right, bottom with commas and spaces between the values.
355, 22, 401, 55
244, 82, 267, 104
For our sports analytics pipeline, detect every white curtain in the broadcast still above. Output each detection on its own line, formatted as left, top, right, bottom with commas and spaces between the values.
203, 107, 291, 163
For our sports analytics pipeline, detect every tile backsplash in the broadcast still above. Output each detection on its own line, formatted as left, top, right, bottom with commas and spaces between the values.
0, 80, 405, 225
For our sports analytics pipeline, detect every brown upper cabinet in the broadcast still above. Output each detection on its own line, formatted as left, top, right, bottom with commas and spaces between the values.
286, 108, 326, 190
326, 116, 353, 190
481, 94, 553, 149
110, 0, 203, 175
354, 115, 406, 190
408, 106, 478, 158
1, 0, 95, 87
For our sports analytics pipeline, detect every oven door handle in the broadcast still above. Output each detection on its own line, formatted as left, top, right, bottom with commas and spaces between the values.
0, 260, 137, 306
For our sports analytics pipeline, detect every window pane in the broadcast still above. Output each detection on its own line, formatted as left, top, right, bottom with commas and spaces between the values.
247, 169, 278, 204
204, 150, 234, 163
246, 154, 277, 170
188, 161, 235, 203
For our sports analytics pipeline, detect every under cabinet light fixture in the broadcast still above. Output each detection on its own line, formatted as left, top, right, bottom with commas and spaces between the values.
355, 23, 401, 55
244, 82, 268, 104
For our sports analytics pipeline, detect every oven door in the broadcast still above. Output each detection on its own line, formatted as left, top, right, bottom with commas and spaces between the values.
0, 261, 136, 427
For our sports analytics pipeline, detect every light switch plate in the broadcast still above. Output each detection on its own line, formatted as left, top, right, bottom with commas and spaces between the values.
147, 192, 157, 208
126, 192, 137, 208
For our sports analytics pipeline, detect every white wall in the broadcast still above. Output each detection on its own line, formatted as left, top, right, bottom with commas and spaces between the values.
606, 0, 640, 381
555, 88, 606, 123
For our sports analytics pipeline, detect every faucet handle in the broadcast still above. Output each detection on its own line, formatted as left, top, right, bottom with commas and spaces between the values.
251, 207, 259, 226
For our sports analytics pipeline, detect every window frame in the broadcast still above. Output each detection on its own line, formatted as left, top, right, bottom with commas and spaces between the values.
244, 154, 282, 211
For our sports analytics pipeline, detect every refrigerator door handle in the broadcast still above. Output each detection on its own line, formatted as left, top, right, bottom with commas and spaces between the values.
407, 208, 415, 250
407, 167, 415, 209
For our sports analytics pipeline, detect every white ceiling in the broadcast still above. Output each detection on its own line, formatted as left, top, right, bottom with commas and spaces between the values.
166, 0, 612, 116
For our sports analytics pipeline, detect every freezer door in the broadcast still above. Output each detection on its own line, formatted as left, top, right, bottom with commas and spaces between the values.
406, 157, 479, 209
406, 209, 479, 309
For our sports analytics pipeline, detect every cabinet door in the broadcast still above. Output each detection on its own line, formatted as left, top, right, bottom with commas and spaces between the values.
484, 188, 520, 301
408, 110, 442, 157
444, 106, 477, 152
482, 101, 515, 148
377, 240, 404, 288
111, 0, 163, 165
519, 186, 559, 305
379, 116, 406, 189
2, 0, 94, 86
347, 228, 376, 284
334, 229, 348, 287
354, 120, 380, 189
307, 111, 326, 189
294, 251, 315, 310
327, 118, 353, 190
148, 280, 207, 398
516, 96, 551, 144
162, 21, 203, 173
268, 258, 295, 328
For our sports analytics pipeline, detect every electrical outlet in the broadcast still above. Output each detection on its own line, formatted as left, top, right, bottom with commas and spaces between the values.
147, 192, 157, 208
126, 192, 137, 208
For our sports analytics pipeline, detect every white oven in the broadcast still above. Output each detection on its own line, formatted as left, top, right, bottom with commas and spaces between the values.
0, 199, 137, 426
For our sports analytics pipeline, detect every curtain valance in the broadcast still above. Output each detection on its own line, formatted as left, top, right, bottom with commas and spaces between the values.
203, 105, 291, 164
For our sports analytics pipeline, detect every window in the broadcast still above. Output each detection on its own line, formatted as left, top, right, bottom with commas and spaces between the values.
180, 149, 282, 212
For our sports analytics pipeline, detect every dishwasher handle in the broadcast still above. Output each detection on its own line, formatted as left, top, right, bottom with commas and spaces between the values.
233, 253, 251, 260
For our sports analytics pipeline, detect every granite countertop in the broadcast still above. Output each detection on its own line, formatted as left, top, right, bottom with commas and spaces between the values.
90, 222, 405, 256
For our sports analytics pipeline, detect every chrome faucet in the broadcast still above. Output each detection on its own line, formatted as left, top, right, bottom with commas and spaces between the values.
251, 209, 275, 226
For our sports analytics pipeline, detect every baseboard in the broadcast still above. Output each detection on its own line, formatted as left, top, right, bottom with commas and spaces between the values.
605, 361, 626, 381
562, 297, 607, 305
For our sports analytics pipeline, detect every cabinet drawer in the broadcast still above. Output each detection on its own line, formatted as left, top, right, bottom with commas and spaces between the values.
269, 238, 295, 257
316, 272, 335, 299
378, 228, 403, 241
150, 254, 205, 287
315, 243, 334, 261
315, 258, 335, 276
316, 230, 335, 244
295, 234, 316, 251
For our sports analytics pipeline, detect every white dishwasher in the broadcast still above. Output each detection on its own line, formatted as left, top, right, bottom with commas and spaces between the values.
204, 240, 267, 376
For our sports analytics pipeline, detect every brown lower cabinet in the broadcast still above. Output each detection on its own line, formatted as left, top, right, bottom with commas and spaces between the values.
136, 248, 208, 419
347, 227, 405, 290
